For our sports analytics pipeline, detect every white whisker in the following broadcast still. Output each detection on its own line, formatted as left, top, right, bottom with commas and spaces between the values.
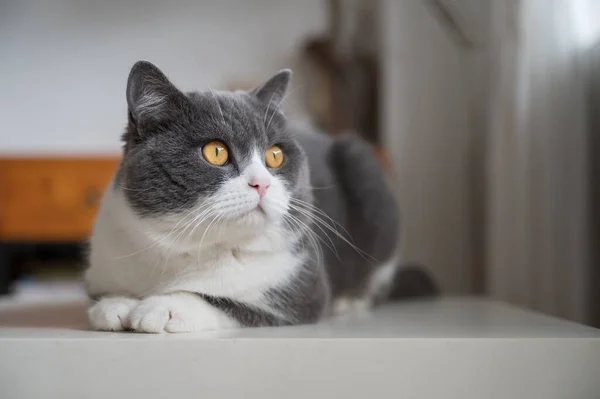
289, 199, 374, 262
289, 198, 352, 239
288, 206, 338, 256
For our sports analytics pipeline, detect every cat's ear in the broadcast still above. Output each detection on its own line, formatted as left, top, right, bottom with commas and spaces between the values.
126, 61, 183, 123
250, 69, 292, 109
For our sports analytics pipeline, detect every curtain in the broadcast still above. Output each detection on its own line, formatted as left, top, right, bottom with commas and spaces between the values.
486, 0, 599, 323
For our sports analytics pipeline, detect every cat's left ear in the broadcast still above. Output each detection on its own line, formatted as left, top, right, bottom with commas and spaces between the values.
126, 60, 186, 124
250, 69, 292, 109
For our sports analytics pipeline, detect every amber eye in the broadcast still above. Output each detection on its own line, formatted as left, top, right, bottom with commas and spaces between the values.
265, 145, 284, 168
202, 141, 229, 166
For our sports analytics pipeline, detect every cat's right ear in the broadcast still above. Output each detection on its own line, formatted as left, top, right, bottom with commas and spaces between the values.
250, 69, 292, 110
126, 61, 181, 125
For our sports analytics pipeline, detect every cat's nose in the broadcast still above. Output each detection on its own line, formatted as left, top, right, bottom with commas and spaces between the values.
248, 177, 270, 199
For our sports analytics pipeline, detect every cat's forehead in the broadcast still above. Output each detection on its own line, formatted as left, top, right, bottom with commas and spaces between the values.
185, 90, 287, 153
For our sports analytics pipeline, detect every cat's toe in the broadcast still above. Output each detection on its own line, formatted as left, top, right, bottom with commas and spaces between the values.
164, 314, 196, 333
129, 299, 171, 333
88, 297, 139, 331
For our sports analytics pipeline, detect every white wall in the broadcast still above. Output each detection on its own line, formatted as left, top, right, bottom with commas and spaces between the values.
0, 0, 325, 154
381, 0, 472, 293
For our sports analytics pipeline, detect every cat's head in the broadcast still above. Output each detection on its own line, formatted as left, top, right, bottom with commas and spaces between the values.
117, 61, 311, 239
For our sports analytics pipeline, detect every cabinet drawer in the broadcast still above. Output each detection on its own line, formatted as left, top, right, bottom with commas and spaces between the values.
0, 157, 120, 241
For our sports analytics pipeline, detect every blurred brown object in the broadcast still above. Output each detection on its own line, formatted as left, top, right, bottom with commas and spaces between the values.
302, 0, 388, 171
373, 146, 393, 172
0, 157, 119, 241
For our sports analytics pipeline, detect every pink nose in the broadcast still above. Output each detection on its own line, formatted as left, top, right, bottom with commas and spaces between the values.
248, 179, 270, 199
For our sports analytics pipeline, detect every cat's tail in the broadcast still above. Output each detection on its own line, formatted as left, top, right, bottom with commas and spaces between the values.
388, 262, 440, 300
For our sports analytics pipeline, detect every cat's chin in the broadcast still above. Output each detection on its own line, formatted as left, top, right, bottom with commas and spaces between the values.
232, 207, 270, 226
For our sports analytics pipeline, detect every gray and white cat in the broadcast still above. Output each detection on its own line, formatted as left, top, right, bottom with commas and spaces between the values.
85, 61, 436, 333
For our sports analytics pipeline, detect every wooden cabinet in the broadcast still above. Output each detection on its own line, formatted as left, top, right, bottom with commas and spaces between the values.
0, 157, 120, 241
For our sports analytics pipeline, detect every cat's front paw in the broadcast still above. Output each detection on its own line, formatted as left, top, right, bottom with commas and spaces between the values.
88, 297, 140, 331
129, 294, 237, 333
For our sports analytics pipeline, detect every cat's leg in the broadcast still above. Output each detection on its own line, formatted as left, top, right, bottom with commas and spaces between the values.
128, 293, 238, 333
127, 262, 329, 333
88, 296, 141, 331
130, 293, 286, 333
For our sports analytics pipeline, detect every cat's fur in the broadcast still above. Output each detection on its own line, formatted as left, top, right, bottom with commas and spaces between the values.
85, 61, 435, 333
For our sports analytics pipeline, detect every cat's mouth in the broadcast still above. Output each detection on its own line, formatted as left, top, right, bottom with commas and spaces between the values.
243, 203, 267, 218
228, 202, 267, 223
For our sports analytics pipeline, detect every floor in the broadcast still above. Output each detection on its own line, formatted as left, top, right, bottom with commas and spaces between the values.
1, 282, 599, 398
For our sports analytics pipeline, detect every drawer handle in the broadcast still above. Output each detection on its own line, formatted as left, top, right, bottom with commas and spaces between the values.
84, 188, 101, 208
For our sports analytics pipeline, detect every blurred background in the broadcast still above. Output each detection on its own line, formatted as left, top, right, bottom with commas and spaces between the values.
1, 0, 599, 327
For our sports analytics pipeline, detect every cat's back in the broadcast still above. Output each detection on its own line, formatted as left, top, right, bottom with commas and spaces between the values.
290, 124, 401, 300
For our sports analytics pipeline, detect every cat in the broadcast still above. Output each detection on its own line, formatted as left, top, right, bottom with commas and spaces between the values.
85, 61, 437, 333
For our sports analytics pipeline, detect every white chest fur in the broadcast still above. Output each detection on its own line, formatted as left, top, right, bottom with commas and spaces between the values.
85, 187, 302, 305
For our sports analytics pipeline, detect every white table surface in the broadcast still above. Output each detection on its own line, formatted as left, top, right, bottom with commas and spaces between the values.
1, 295, 599, 399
